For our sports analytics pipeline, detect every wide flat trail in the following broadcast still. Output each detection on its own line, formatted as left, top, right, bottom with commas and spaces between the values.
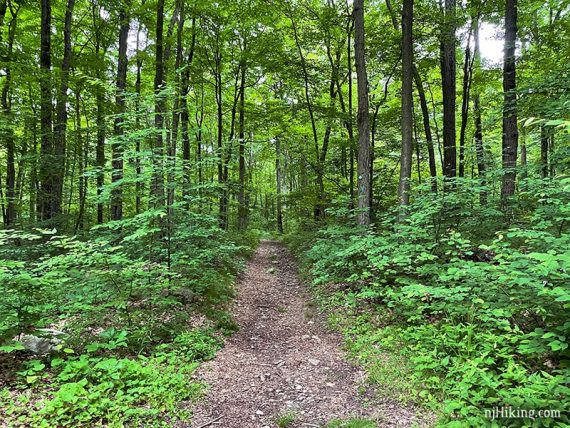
186, 241, 423, 428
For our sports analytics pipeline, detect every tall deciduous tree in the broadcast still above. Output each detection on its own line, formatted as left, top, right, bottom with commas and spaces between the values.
472, 16, 486, 204
111, 4, 129, 221
3, 2, 18, 226
39, 0, 53, 220
152, 0, 165, 207
354, 0, 371, 225
398, 0, 413, 207
501, 0, 519, 203
440, 0, 456, 179
53, 0, 74, 219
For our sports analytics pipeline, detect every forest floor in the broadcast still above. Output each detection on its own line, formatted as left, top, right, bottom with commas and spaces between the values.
184, 241, 427, 428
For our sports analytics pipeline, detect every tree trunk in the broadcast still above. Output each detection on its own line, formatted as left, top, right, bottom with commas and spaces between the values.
440, 0, 456, 179
346, 14, 355, 208
549, 131, 555, 177
39, 0, 54, 220
276, 137, 283, 234
111, 6, 129, 221
238, 58, 248, 230
413, 70, 438, 191
135, 24, 143, 214
398, 0, 413, 207
385, 0, 437, 193
152, 0, 166, 207
74, 89, 86, 231
51, 0, 74, 220
500, 0, 518, 203
354, 0, 371, 225
540, 125, 549, 178
181, 18, 196, 207
472, 18, 486, 204
214, 46, 225, 229
3, 5, 18, 226
459, 23, 474, 178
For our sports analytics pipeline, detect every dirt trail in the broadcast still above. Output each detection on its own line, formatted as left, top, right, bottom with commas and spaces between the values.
186, 241, 424, 428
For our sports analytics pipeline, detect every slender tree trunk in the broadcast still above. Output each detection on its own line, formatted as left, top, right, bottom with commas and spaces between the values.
238, 58, 248, 230
459, 24, 474, 178
111, 6, 129, 221
74, 89, 86, 231
152, 0, 166, 207
398, 0, 413, 207
549, 131, 555, 177
386, 0, 437, 192
540, 125, 549, 178
440, 0, 457, 179
39, 0, 54, 220
347, 15, 355, 208
95, 91, 105, 224
501, 0, 519, 203
196, 85, 204, 189
276, 137, 283, 234
167, 0, 184, 214
414, 70, 438, 191
181, 18, 196, 206
28, 92, 39, 222
51, 0, 74, 220
472, 18, 486, 204
3, 6, 18, 226
214, 45, 225, 229
135, 25, 143, 214
354, 0, 371, 225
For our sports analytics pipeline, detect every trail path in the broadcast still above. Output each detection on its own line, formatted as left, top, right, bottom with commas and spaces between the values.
186, 241, 424, 428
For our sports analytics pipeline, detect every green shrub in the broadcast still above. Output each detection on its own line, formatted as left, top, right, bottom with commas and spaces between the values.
295, 177, 570, 426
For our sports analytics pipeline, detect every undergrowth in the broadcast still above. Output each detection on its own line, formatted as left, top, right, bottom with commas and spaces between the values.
287, 177, 570, 427
0, 210, 259, 426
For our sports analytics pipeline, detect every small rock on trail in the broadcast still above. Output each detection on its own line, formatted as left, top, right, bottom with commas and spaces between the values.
184, 241, 425, 428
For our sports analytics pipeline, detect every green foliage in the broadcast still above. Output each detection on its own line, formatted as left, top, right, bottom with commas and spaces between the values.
272, 411, 297, 428
294, 177, 570, 426
0, 209, 254, 426
1, 328, 221, 426
327, 418, 377, 428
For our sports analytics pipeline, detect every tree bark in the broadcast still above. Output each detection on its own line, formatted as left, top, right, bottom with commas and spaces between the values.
134, 24, 143, 214
111, 5, 129, 221
398, 0, 413, 207
413, 70, 438, 191
500, 0, 518, 203
51, 0, 74, 220
540, 125, 549, 178
472, 18, 486, 204
386, 0, 437, 192
354, 0, 371, 225
238, 56, 248, 230
181, 18, 196, 207
276, 137, 283, 234
152, 0, 166, 207
459, 23, 474, 178
39, 0, 54, 220
214, 43, 225, 229
440, 0, 456, 179
3, 5, 18, 226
